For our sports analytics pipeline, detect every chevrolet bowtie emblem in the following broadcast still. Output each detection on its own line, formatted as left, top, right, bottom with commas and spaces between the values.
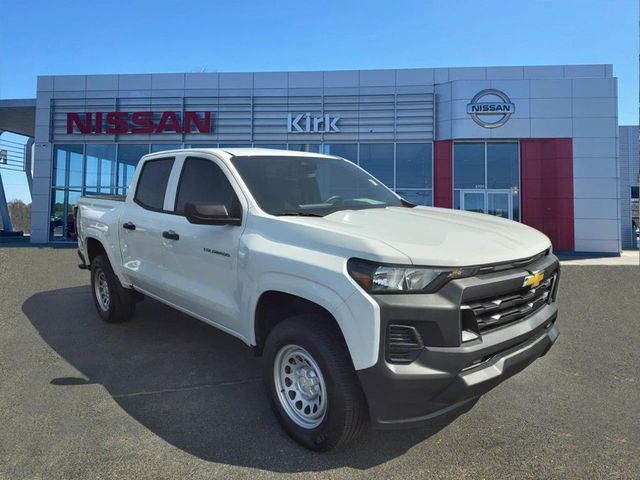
523, 271, 545, 288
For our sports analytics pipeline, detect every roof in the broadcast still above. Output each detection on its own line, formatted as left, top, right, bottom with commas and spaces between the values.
144, 147, 339, 160
217, 148, 336, 158
0, 99, 36, 137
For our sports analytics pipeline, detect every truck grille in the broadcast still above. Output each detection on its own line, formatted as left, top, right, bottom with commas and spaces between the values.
386, 324, 424, 364
464, 273, 557, 332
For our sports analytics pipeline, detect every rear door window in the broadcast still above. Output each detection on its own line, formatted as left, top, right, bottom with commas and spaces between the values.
134, 158, 175, 211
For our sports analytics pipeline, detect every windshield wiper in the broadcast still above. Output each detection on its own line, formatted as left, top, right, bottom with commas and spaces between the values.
275, 211, 324, 217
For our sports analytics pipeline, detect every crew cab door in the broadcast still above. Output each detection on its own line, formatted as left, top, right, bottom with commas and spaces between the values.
161, 155, 247, 332
119, 155, 181, 298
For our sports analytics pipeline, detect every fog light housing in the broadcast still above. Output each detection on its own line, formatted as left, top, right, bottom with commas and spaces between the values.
386, 324, 424, 364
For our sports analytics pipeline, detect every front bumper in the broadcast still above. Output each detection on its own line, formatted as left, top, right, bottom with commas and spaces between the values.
357, 253, 560, 429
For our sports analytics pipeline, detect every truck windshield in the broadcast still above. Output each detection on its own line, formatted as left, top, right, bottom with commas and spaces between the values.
230, 155, 406, 216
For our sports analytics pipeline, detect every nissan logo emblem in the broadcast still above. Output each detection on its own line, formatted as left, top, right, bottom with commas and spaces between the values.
466, 89, 515, 129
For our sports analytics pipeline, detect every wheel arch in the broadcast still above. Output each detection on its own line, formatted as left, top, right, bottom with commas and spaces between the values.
84, 235, 131, 289
85, 236, 107, 265
252, 286, 376, 371
254, 290, 342, 354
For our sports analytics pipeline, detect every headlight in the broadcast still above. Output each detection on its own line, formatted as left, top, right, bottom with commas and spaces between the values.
347, 258, 476, 293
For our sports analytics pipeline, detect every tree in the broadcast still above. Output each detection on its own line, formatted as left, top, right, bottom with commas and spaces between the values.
7, 199, 31, 234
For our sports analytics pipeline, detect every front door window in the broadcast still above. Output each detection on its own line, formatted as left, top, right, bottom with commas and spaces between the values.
460, 189, 513, 220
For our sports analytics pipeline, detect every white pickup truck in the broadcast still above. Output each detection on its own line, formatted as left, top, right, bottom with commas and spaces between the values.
76, 148, 560, 451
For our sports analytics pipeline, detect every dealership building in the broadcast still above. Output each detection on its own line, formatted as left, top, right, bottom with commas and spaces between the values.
619, 125, 639, 248
0, 64, 627, 253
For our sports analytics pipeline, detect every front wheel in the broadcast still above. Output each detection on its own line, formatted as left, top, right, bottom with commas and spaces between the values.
90, 254, 135, 323
263, 315, 368, 451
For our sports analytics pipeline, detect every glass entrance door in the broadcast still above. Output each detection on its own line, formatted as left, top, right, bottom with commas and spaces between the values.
487, 190, 512, 219
460, 190, 486, 214
453, 142, 520, 222
460, 189, 513, 219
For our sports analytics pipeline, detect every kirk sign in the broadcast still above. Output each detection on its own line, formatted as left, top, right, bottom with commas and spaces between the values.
66, 111, 212, 134
287, 113, 340, 133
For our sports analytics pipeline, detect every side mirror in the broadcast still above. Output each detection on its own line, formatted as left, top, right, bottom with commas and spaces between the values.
184, 202, 242, 226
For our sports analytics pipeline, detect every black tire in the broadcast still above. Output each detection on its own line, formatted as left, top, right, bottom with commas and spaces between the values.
263, 314, 368, 451
90, 254, 136, 323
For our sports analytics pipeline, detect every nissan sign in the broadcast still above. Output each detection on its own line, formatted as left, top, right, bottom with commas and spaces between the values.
66, 111, 212, 134
466, 89, 515, 128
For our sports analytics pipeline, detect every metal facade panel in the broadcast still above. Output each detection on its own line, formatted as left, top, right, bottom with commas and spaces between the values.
50, 90, 434, 143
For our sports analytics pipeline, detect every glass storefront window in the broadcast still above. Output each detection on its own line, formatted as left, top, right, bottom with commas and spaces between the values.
85, 144, 116, 194
48, 140, 440, 240
49, 188, 80, 241
322, 144, 357, 163
67, 190, 81, 235
288, 144, 321, 153
50, 189, 65, 240
512, 192, 520, 222
253, 144, 287, 150
396, 189, 432, 206
487, 143, 519, 189
358, 143, 394, 187
454, 143, 485, 189
53, 145, 83, 188
84, 156, 98, 189
117, 144, 149, 194
100, 158, 113, 191
54, 152, 65, 187
68, 150, 83, 188
396, 143, 432, 189
52, 146, 83, 241
151, 144, 182, 153
453, 190, 460, 210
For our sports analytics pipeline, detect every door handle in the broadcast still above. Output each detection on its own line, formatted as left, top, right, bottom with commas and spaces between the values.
162, 230, 180, 241
122, 222, 136, 230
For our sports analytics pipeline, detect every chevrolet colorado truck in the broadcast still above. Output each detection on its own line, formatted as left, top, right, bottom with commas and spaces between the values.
76, 148, 560, 451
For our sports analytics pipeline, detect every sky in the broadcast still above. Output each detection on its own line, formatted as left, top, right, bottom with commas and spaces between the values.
0, 0, 638, 202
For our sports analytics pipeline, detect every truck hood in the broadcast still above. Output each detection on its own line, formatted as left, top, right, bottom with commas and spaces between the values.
298, 206, 551, 267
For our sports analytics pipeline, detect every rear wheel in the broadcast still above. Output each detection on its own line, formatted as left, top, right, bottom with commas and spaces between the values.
90, 254, 135, 323
264, 315, 368, 451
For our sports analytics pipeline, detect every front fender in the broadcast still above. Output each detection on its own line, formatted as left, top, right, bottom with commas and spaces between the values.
252, 272, 380, 371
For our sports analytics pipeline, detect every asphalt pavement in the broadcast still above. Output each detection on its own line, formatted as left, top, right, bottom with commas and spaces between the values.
0, 247, 638, 479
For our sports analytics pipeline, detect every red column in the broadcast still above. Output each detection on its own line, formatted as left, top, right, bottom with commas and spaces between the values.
433, 140, 453, 208
520, 139, 574, 251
